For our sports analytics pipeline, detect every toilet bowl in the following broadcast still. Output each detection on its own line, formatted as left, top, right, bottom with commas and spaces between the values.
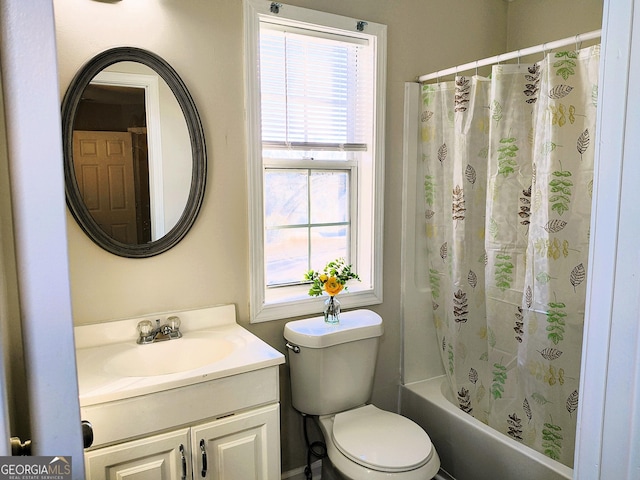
284, 310, 441, 479
318, 405, 441, 480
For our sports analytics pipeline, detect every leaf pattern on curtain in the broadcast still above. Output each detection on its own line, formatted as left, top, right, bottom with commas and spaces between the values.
419, 45, 600, 468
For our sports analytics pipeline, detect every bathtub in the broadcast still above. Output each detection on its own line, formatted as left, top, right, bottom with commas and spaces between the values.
401, 376, 574, 480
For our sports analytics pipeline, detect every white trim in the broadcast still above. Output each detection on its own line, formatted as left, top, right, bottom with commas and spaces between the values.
244, 0, 268, 322
249, 0, 377, 41
0, 0, 84, 469
91, 70, 166, 239
261, 20, 370, 46
281, 459, 322, 479
575, 0, 640, 478
400, 83, 418, 385
243, 0, 386, 323
257, 289, 382, 323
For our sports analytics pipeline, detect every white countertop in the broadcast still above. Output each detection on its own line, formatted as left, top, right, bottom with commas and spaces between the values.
75, 305, 285, 407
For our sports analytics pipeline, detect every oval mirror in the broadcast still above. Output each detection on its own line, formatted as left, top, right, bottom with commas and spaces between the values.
61, 47, 206, 258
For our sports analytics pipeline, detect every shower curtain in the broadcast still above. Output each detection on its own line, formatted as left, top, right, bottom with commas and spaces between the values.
419, 45, 600, 467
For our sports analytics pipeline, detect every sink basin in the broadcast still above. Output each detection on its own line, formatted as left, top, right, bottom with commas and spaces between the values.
75, 305, 286, 406
104, 336, 234, 377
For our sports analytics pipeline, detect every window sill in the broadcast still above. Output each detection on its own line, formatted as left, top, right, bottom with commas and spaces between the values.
250, 288, 382, 323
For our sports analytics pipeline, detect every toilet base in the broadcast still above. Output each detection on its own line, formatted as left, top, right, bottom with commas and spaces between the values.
320, 457, 343, 480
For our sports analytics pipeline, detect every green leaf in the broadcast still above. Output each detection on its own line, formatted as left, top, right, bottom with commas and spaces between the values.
491, 363, 507, 399
555, 51, 578, 59
487, 327, 497, 348
542, 422, 563, 460
551, 203, 569, 215
531, 392, 552, 405
498, 137, 519, 177
429, 268, 441, 299
489, 217, 499, 239
424, 175, 435, 206
491, 100, 503, 122
546, 301, 567, 345
448, 344, 455, 375
540, 142, 559, 155
421, 85, 437, 107
536, 272, 553, 284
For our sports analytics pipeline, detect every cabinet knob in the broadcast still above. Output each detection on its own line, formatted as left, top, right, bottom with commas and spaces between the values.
82, 420, 94, 449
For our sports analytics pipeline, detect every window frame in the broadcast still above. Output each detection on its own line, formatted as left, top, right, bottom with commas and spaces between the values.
244, 0, 386, 323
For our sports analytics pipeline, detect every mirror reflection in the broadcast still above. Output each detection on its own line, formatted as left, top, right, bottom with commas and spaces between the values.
62, 47, 206, 258
72, 62, 192, 244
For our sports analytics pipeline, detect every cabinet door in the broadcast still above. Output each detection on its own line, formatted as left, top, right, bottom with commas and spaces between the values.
85, 428, 191, 480
191, 404, 280, 480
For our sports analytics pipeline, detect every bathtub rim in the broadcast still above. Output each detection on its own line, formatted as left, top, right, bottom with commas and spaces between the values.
401, 375, 574, 480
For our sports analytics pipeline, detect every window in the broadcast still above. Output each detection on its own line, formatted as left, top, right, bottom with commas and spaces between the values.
244, 0, 386, 322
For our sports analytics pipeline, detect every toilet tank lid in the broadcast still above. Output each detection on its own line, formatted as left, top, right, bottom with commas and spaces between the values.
284, 309, 383, 348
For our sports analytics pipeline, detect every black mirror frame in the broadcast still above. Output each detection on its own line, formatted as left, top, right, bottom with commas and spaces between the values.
61, 47, 206, 258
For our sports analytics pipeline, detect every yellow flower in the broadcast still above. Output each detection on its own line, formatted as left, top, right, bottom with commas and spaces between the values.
304, 258, 359, 297
324, 276, 344, 296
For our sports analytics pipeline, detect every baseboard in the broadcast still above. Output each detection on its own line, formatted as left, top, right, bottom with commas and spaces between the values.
281, 460, 322, 480
434, 468, 456, 480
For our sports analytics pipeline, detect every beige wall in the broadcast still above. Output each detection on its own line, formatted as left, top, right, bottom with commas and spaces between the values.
507, 0, 604, 50
54, 0, 507, 472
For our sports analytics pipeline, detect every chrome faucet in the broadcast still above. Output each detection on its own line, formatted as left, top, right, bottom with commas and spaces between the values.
136, 316, 182, 344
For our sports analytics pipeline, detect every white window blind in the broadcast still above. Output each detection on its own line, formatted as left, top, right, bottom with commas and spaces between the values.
259, 24, 373, 155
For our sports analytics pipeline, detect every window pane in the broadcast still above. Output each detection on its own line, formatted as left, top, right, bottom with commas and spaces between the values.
310, 171, 349, 224
310, 226, 348, 270
266, 227, 308, 286
264, 170, 308, 227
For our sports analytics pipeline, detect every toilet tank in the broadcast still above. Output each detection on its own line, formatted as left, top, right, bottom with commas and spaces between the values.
284, 309, 383, 416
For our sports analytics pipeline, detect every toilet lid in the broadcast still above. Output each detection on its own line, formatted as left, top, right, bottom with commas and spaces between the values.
332, 405, 433, 473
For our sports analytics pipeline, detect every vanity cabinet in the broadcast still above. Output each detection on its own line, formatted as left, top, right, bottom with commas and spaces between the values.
76, 305, 286, 480
81, 365, 282, 480
85, 403, 279, 479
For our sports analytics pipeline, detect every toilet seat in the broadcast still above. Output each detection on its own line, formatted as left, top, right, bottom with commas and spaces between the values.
331, 405, 434, 473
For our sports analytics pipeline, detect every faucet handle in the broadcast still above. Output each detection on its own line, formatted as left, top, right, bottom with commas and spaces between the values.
167, 316, 181, 330
137, 320, 154, 336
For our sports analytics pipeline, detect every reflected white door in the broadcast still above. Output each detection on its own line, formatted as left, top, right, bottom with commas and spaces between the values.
73, 130, 139, 243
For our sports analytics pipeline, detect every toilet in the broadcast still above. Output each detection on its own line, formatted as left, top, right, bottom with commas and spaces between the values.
284, 309, 440, 479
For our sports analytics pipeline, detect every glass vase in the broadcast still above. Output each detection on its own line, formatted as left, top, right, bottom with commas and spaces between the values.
324, 296, 341, 324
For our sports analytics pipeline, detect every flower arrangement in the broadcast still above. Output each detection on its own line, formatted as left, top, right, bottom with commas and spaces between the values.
304, 258, 360, 297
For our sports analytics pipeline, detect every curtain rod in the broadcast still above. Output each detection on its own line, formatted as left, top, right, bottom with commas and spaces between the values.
417, 29, 601, 83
